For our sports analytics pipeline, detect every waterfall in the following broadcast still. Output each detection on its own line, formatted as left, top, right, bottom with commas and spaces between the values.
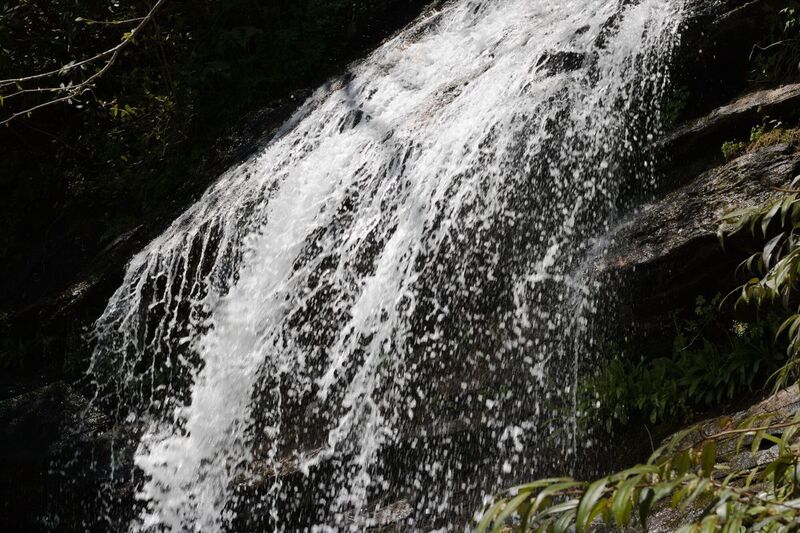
87, 0, 685, 530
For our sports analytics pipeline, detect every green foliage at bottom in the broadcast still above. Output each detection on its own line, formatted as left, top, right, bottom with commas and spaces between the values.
477, 410, 800, 532
719, 191, 800, 389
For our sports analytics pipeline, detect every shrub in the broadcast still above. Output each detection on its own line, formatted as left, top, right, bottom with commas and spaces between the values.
476, 412, 800, 532
589, 296, 784, 428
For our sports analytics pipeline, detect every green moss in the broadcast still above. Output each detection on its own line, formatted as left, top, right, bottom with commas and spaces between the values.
749, 127, 800, 151
720, 120, 800, 161
721, 140, 747, 161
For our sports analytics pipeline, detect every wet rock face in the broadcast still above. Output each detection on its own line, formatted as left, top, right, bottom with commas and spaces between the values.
536, 50, 586, 75
664, 83, 800, 178
597, 141, 800, 352
0, 382, 121, 532
602, 142, 800, 275
0, 382, 145, 532
597, 72, 800, 335
675, 0, 800, 122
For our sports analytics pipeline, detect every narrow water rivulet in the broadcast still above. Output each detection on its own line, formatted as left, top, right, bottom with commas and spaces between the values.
86, 0, 686, 529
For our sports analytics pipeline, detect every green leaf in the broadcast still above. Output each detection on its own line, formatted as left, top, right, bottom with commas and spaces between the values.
700, 515, 718, 533
510, 478, 573, 494
751, 429, 767, 456
587, 498, 610, 530
701, 441, 717, 477
612, 475, 641, 527
575, 478, 609, 532
774, 459, 790, 489
670, 482, 687, 508
541, 499, 580, 517
639, 488, 656, 531
491, 491, 532, 533
673, 450, 692, 477
683, 478, 710, 510
725, 515, 743, 533
763, 233, 785, 269
531, 481, 584, 516
553, 508, 577, 533
476, 499, 507, 532
781, 195, 797, 225
519, 500, 535, 532
763, 201, 782, 238
776, 314, 799, 342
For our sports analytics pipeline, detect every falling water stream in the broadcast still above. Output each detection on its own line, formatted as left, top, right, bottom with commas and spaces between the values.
87, 0, 685, 530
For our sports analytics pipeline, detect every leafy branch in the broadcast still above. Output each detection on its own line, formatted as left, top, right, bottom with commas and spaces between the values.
0, 0, 166, 126
476, 410, 800, 532
749, 7, 800, 84
718, 187, 800, 390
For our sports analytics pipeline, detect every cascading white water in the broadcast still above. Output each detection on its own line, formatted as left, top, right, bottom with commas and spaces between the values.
87, 0, 685, 530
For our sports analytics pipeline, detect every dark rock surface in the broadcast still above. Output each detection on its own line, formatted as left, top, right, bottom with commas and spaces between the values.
602, 142, 800, 279
536, 50, 586, 75
0, 382, 139, 532
665, 83, 800, 175
598, 141, 800, 354
677, 0, 800, 122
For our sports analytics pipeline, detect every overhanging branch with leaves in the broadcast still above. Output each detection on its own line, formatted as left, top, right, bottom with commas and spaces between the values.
0, 0, 166, 126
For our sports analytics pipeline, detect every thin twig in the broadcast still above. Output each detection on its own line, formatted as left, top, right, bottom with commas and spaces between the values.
644, 424, 655, 453
1, 85, 67, 101
76, 16, 146, 26
679, 419, 800, 452
0, 94, 75, 126
750, 39, 797, 61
